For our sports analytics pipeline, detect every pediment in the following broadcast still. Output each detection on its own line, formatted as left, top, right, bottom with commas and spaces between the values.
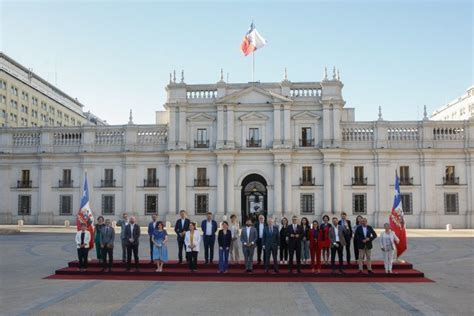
216, 86, 292, 104
187, 113, 215, 122
239, 111, 269, 121
292, 111, 321, 121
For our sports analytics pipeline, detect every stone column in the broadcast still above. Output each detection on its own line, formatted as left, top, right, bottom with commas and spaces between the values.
333, 105, 342, 147
0, 165, 12, 224
217, 162, 225, 216
283, 105, 291, 145
227, 105, 235, 147
123, 163, 137, 219
323, 162, 332, 213
421, 160, 437, 228
273, 162, 282, 218
333, 162, 341, 214
37, 163, 53, 224
178, 164, 187, 212
226, 162, 235, 215
284, 163, 292, 215
322, 103, 331, 147
168, 107, 177, 149
273, 105, 281, 146
168, 163, 176, 217
217, 105, 224, 148
178, 106, 187, 149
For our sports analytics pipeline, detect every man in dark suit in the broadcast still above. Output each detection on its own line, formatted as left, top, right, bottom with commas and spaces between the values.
338, 212, 353, 264
124, 216, 141, 271
329, 217, 346, 274
147, 214, 158, 263
262, 217, 279, 273
254, 214, 267, 264
354, 217, 377, 274
174, 210, 190, 264
100, 219, 115, 272
287, 215, 304, 273
201, 211, 218, 264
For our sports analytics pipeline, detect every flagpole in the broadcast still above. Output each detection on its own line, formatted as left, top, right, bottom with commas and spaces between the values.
252, 52, 255, 81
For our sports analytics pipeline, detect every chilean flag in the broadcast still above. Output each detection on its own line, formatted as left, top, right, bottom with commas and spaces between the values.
240, 22, 267, 56
76, 171, 95, 249
390, 171, 407, 257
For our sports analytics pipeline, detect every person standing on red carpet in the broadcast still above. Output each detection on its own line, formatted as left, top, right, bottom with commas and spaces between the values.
116, 213, 129, 263
75, 223, 91, 272
379, 223, 400, 274
174, 210, 190, 264
319, 215, 331, 265
338, 212, 353, 264
309, 220, 321, 273
329, 217, 346, 274
217, 221, 232, 273
100, 219, 115, 272
279, 217, 289, 264
263, 217, 280, 273
201, 212, 218, 264
124, 216, 141, 272
147, 214, 158, 264
152, 221, 169, 272
185, 222, 201, 272
355, 218, 377, 274
229, 214, 240, 264
241, 218, 257, 273
287, 215, 303, 273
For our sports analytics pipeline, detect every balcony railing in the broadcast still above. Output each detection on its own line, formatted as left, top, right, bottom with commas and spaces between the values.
194, 178, 210, 187
246, 139, 262, 148
399, 177, 413, 185
58, 180, 74, 188
299, 139, 314, 147
17, 180, 32, 188
299, 177, 315, 186
443, 177, 459, 185
144, 179, 159, 187
352, 177, 367, 186
101, 179, 116, 187
194, 140, 209, 148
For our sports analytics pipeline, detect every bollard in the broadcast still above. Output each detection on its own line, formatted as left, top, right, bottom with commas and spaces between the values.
18, 219, 24, 227
64, 220, 70, 228
111, 220, 116, 228
446, 224, 452, 231
166, 221, 171, 228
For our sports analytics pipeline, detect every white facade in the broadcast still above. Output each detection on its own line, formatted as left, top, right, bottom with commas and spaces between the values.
0, 71, 473, 228
431, 86, 474, 121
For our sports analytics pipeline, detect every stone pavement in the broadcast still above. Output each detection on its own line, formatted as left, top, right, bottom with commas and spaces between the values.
0, 232, 472, 316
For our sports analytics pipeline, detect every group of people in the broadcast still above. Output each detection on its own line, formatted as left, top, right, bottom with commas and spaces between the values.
75, 210, 400, 274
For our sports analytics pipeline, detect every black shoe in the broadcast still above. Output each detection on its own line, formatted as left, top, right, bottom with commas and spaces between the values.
210, 261, 214, 264
358, 270, 363, 274
368, 270, 373, 274
297, 270, 302, 274
108, 269, 112, 272
100, 269, 105, 272
339, 270, 345, 274
125, 268, 130, 271
205, 261, 209, 264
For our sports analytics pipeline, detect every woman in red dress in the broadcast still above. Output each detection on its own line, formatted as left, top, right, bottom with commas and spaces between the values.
309, 220, 321, 273
319, 215, 331, 265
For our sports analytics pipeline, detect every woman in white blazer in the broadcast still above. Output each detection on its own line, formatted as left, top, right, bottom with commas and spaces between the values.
379, 223, 400, 273
184, 222, 201, 272
75, 223, 91, 271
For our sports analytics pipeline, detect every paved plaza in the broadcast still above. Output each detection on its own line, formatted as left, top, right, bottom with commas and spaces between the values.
0, 229, 473, 316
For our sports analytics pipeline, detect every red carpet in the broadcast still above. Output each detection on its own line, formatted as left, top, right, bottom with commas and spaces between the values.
46, 260, 433, 283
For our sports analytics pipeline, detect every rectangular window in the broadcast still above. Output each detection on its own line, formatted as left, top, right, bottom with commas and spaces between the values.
145, 168, 158, 187
18, 195, 31, 215
105, 169, 113, 181
249, 128, 259, 141
102, 195, 115, 215
301, 166, 313, 185
145, 194, 158, 215
399, 166, 412, 185
195, 194, 209, 215
400, 193, 413, 215
300, 194, 314, 214
197, 168, 207, 180
353, 166, 366, 185
352, 193, 367, 215
444, 166, 458, 184
444, 193, 459, 214
59, 195, 73, 215
301, 127, 313, 146
21, 169, 30, 183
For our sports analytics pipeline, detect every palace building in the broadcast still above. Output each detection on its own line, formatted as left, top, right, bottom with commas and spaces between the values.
0, 69, 472, 228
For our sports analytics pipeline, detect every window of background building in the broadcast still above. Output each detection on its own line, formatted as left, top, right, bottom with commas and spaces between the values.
400, 193, 413, 215
352, 193, 367, 214
300, 194, 314, 214
59, 195, 73, 215
102, 195, 115, 215
195, 194, 209, 214
144, 194, 158, 214
18, 195, 31, 215
444, 193, 458, 214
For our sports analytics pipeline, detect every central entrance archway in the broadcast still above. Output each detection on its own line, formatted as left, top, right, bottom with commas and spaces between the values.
241, 173, 267, 224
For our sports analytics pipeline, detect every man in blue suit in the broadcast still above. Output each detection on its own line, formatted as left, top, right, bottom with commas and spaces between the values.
147, 214, 158, 263
201, 211, 218, 264
263, 217, 280, 273
174, 210, 191, 264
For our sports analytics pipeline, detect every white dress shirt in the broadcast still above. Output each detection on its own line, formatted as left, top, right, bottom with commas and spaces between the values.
333, 225, 340, 242
206, 220, 213, 236
129, 223, 135, 238
362, 226, 368, 238
246, 226, 251, 241
181, 218, 185, 228
259, 222, 264, 238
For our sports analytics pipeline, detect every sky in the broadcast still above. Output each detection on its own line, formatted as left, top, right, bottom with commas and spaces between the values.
1, 0, 472, 125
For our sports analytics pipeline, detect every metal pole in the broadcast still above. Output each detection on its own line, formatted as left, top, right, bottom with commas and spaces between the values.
252, 51, 255, 81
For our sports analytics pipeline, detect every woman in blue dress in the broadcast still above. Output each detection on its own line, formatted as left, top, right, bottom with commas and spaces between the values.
152, 221, 169, 272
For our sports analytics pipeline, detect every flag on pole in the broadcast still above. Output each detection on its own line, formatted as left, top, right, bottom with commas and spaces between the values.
390, 171, 407, 257
240, 22, 267, 56
76, 171, 95, 249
